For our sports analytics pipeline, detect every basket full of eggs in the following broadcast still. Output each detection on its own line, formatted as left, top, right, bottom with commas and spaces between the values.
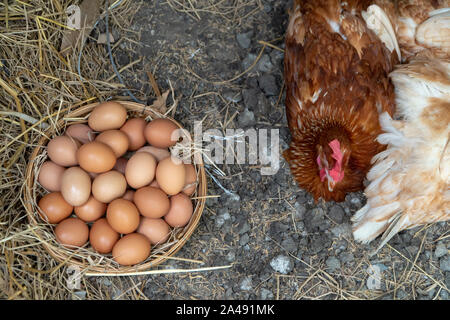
24, 100, 206, 274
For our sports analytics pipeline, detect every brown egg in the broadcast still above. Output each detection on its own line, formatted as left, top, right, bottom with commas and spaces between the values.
137, 146, 171, 162
77, 141, 116, 173
112, 233, 151, 266
144, 118, 179, 148
113, 157, 128, 174
120, 118, 147, 151
92, 170, 127, 203
60, 167, 91, 206
38, 161, 65, 192
122, 189, 135, 201
164, 193, 193, 227
95, 130, 129, 157
89, 218, 119, 254
88, 101, 127, 131
182, 164, 197, 196
55, 217, 89, 248
38, 192, 73, 224
125, 152, 157, 189
65, 124, 95, 144
155, 156, 186, 195
47, 136, 79, 167
106, 199, 140, 234
74, 195, 107, 222
137, 217, 171, 245
133, 186, 170, 218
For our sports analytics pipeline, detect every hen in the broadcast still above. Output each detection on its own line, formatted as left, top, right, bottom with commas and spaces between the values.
283, 0, 399, 202
352, 3, 450, 250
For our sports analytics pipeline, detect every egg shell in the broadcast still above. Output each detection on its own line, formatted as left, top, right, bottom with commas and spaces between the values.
89, 218, 119, 254
74, 195, 107, 222
143, 118, 179, 148
38, 192, 73, 224
54, 217, 89, 248
125, 152, 157, 189
164, 193, 193, 227
106, 199, 140, 234
77, 141, 117, 173
122, 189, 135, 201
65, 124, 95, 144
137, 217, 171, 245
47, 136, 79, 167
113, 157, 128, 175
112, 233, 151, 266
155, 156, 186, 195
133, 186, 170, 218
60, 167, 91, 206
182, 164, 197, 196
38, 161, 65, 192
120, 118, 147, 151
88, 101, 127, 131
136, 146, 171, 162
95, 130, 129, 157
92, 170, 127, 203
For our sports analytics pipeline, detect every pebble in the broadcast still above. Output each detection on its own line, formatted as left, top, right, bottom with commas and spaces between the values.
242, 88, 259, 110
73, 291, 87, 300
226, 251, 236, 262
281, 237, 297, 253
328, 205, 344, 224
270, 255, 294, 274
435, 242, 448, 258
294, 202, 306, 220
238, 221, 251, 235
439, 256, 450, 272
240, 277, 253, 291
215, 209, 231, 228
236, 31, 253, 49
260, 288, 274, 300
257, 54, 274, 72
256, 93, 271, 115
339, 251, 354, 264
330, 223, 352, 238
258, 74, 278, 96
223, 90, 242, 103
239, 233, 250, 246
242, 53, 257, 70
238, 108, 256, 127
325, 256, 341, 272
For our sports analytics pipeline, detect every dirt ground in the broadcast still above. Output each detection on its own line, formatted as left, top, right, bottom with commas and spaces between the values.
1, 0, 449, 300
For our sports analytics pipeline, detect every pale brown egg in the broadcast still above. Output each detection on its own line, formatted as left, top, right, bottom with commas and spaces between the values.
60, 167, 91, 206
88, 101, 127, 131
77, 141, 116, 173
65, 123, 95, 144
136, 146, 171, 162
120, 118, 147, 151
122, 189, 135, 201
113, 157, 128, 175
38, 192, 73, 224
112, 233, 151, 266
55, 217, 89, 248
155, 156, 186, 195
164, 193, 193, 227
133, 186, 170, 218
143, 118, 179, 148
92, 170, 127, 203
125, 152, 157, 189
47, 136, 79, 167
137, 217, 171, 245
89, 218, 119, 254
106, 199, 140, 234
74, 195, 107, 222
182, 163, 197, 196
95, 130, 129, 157
38, 161, 65, 192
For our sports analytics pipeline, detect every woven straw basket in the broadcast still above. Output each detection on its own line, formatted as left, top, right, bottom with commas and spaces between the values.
24, 101, 207, 275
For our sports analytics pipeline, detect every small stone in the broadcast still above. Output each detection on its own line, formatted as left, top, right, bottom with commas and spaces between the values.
270, 255, 294, 274
238, 221, 251, 235
242, 53, 257, 70
258, 74, 278, 96
73, 291, 87, 300
215, 209, 231, 228
294, 202, 306, 220
260, 288, 274, 300
330, 223, 352, 238
240, 277, 253, 291
226, 251, 235, 262
435, 242, 448, 258
329, 205, 344, 224
281, 237, 297, 253
238, 108, 256, 127
239, 233, 250, 246
339, 252, 354, 264
236, 32, 252, 49
223, 90, 242, 103
242, 88, 259, 110
439, 256, 450, 272
257, 54, 273, 72
325, 256, 341, 272
256, 93, 271, 115
270, 50, 284, 67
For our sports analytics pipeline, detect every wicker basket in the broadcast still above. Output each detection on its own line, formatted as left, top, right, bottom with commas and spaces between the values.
23, 101, 207, 275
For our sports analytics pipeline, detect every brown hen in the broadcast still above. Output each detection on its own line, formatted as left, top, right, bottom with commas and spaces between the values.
283, 0, 399, 202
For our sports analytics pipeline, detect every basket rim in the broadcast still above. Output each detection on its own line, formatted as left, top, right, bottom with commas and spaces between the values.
23, 100, 207, 275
